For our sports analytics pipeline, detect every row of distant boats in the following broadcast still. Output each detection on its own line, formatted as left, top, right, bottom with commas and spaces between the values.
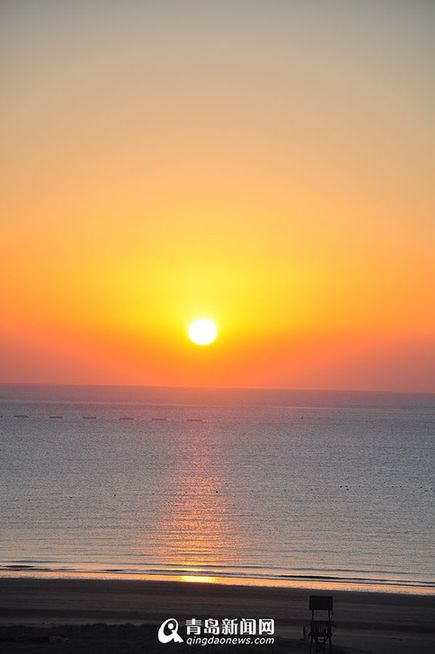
4, 415, 203, 422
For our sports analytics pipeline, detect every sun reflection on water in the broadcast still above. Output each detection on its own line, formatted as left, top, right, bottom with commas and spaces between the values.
146, 425, 244, 578
179, 575, 218, 584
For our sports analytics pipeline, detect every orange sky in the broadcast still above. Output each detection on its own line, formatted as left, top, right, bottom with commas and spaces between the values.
1, 1, 434, 391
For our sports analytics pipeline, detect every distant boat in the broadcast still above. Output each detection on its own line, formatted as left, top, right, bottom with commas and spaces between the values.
152, 417, 167, 422
82, 416, 97, 420
49, 416, 64, 419
14, 415, 29, 418
187, 418, 202, 422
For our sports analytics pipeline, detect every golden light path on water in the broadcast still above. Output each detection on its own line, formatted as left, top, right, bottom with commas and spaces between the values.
143, 421, 245, 577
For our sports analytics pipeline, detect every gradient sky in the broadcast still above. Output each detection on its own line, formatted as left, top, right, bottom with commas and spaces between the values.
1, 0, 434, 391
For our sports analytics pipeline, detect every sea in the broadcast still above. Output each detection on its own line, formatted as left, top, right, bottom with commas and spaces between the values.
1, 384, 434, 594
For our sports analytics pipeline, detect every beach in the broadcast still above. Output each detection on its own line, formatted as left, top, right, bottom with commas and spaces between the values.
1, 577, 434, 653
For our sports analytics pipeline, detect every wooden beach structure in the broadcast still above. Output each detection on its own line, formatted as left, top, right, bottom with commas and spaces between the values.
301, 595, 334, 653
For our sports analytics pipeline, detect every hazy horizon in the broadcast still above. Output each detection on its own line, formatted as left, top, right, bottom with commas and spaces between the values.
1, 381, 434, 402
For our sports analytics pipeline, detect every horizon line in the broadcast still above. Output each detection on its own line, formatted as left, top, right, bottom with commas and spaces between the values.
0, 381, 434, 397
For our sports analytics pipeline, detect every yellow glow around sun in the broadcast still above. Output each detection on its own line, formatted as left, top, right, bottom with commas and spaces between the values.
188, 319, 218, 346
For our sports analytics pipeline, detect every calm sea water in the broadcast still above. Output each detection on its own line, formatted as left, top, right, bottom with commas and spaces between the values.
1, 385, 434, 592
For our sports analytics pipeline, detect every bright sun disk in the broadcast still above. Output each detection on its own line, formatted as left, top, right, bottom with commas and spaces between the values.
188, 319, 218, 346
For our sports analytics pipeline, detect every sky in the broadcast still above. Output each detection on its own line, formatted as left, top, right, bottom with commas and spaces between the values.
1, 0, 434, 392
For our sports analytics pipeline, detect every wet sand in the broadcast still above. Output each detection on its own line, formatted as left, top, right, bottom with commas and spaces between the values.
0, 577, 434, 653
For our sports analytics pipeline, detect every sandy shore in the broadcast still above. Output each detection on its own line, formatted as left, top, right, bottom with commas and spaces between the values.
0, 577, 434, 653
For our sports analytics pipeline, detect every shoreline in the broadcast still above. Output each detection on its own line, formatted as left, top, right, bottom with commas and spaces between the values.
1, 577, 435, 652
1, 569, 434, 597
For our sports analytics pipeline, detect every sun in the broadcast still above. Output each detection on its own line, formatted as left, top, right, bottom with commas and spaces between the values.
188, 318, 218, 346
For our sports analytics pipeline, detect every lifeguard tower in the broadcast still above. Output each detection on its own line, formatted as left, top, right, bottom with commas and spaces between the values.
302, 595, 334, 653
